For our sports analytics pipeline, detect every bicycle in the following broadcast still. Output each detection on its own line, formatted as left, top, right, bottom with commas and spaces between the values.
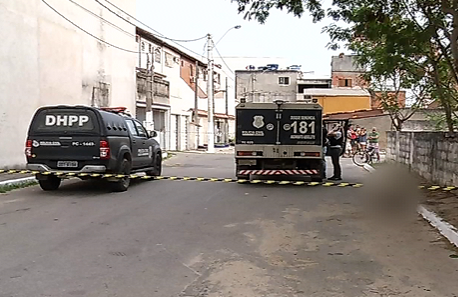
352, 145, 378, 166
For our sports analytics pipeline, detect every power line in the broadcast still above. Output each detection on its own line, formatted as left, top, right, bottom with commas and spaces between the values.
41, 0, 138, 53
94, 0, 206, 43
213, 44, 235, 76
67, 0, 135, 38
96, 0, 207, 60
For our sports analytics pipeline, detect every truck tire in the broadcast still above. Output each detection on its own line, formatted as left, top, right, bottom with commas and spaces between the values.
38, 175, 61, 191
146, 153, 162, 177
111, 158, 131, 192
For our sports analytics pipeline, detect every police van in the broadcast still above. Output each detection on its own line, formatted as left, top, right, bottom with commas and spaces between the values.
26, 105, 162, 192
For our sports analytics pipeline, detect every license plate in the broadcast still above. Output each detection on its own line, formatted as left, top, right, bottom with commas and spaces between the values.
57, 161, 78, 168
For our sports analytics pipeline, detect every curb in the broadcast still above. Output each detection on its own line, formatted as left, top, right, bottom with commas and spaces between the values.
363, 163, 375, 173
418, 206, 458, 248
0, 177, 37, 187
362, 162, 458, 249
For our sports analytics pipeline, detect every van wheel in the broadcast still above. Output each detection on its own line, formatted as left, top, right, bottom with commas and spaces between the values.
111, 159, 131, 192
39, 176, 61, 191
146, 153, 162, 177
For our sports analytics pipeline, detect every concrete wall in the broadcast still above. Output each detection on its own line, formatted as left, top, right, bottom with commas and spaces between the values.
386, 131, 458, 186
235, 70, 299, 103
0, 0, 137, 169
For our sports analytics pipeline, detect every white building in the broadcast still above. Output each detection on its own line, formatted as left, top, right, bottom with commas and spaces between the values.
136, 28, 233, 151
0, 0, 137, 168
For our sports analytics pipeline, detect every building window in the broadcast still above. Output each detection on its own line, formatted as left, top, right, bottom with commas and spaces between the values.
279, 77, 290, 85
154, 48, 161, 63
135, 35, 139, 43
141, 42, 145, 52
339, 78, 352, 87
165, 52, 173, 68
190, 64, 194, 76
148, 44, 153, 53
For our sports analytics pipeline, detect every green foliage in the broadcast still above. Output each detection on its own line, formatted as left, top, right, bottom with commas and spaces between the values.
427, 112, 458, 131
231, 0, 458, 131
231, 0, 324, 23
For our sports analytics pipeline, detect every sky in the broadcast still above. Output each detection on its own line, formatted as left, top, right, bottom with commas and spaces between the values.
136, 0, 352, 77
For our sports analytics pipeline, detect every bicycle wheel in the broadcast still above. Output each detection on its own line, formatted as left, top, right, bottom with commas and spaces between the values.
353, 151, 369, 167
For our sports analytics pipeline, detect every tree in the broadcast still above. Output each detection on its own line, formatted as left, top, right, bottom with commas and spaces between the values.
367, 71, 430, 131
232, 0, 458, 131
232, 0, 324, 24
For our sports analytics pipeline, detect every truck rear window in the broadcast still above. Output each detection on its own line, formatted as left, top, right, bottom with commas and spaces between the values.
32, 109, 98, 133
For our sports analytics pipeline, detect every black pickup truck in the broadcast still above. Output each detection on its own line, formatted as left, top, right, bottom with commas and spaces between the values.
26, 105, 162, 192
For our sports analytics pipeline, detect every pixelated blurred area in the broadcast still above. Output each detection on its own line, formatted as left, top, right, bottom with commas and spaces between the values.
358, 163, 421, 229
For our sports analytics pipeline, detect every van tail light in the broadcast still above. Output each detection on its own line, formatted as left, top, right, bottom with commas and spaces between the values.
25, 140, 32, 157
237, 151, 263, 156
100, 140, 110, 160
294, 152, 321, 157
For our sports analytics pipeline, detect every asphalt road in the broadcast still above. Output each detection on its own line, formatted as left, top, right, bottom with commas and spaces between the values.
0, 153, 457, 297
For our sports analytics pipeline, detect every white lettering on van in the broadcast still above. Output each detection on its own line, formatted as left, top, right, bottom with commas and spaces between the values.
56, 115, 68, 126
44, 115, 90, 127
79, 115, 89, 126
45, 115, 56, 126
68, 115, 79, 126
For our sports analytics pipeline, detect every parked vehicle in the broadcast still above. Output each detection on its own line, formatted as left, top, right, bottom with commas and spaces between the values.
235, 100, 325, 181
25, 105, 162, 192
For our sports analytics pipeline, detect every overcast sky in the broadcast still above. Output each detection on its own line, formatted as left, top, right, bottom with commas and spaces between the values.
136, 0, 351, 76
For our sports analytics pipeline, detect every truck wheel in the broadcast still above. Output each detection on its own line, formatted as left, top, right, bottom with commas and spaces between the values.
111, 159, 131, 192
146, 153, 162, 177
38, 175, 61, 191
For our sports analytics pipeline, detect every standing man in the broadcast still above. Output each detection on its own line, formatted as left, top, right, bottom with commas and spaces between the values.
322, 125, 329, 179
327, 124, 344, 181
368, 127, 380, 161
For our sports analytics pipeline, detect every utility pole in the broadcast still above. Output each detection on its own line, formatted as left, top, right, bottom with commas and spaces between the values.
194, 60, 199, 124
206, 34, 215, 153
224, 77, 229, 145
145, 51, 154, 133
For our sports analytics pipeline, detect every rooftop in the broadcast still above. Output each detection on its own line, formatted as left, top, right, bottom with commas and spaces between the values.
303, 88, 370, 96
136, 27, 207, 68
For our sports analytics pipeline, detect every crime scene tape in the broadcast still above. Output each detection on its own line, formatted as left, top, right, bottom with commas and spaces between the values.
0, 169, 363, 187
3, 169, 457, 190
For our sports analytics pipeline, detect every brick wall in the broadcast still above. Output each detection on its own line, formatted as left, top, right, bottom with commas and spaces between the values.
386, 131, 458, 186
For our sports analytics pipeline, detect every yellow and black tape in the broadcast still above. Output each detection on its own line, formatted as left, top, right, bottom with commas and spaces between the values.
2, 169, 457, 190
0, 169, 363, 187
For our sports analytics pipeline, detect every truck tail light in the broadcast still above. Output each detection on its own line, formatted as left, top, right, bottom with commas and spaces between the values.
25, 140, 32, 157
237, 151, 263, 156
294, 152, 320, 157
100, 140, 110, 160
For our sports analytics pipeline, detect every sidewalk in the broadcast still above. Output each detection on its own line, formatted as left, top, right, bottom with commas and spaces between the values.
0, 172, 36, 187
187, 147, 234, 155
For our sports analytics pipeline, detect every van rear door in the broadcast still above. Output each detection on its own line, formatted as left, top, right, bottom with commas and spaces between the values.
28, 108, 102, 170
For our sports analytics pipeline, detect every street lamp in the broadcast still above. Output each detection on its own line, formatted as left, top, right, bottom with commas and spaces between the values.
206, 25, 241, 153
215, 25, 242, 46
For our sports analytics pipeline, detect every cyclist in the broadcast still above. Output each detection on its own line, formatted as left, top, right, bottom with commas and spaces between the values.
368, 127, 380, 162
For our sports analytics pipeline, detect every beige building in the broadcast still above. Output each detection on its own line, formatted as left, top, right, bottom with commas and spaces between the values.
0, 0, 137, 168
